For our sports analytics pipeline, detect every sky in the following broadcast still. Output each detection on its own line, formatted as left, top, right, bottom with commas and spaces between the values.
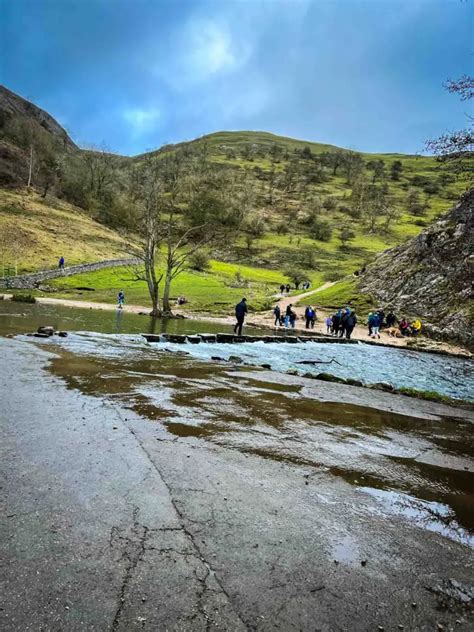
0, 0, 472, 155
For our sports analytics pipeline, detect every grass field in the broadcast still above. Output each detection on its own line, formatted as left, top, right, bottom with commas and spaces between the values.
46, 260, 291, 314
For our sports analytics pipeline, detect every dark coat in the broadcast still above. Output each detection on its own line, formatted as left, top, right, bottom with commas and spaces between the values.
235, 301, 248, 319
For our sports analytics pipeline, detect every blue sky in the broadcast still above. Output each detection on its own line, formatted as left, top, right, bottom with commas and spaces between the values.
1, 0, 472, 155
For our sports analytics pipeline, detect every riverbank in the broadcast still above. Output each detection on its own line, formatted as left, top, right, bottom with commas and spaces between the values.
2, 337, 473, 630
2, 291, 471, 358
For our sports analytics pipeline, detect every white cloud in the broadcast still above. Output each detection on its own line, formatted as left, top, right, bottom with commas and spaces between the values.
123, 106, 161, 137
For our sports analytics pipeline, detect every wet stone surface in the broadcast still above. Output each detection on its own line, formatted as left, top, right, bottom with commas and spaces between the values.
1, 303, 474, 630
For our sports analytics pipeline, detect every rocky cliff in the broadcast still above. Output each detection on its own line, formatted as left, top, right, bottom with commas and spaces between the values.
358, 189, 473, 347
0, 85, 77, 187
0, 85, 76, 149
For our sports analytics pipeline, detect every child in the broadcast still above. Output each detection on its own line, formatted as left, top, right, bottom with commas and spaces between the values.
117, 290, 125, 309
325, 315, 332, 334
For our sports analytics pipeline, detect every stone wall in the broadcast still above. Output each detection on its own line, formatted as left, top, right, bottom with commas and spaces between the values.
0, 258, 140, 289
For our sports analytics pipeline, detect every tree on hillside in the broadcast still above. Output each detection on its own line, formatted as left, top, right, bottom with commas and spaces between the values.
366, 159, 385, 184
4, 116, 59, 189
338, 227, 355, 250
406, 189, 426, 216
390, 160, 403, 181
343, 151, 365, 185
310, 218, 332, 242
426, 75, 473, 180
321, 150, 345, 176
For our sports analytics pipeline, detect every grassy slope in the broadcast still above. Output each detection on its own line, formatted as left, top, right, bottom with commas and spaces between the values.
136, 131, 468, 283
0, 190, 127, 273
47, 260, 290, 314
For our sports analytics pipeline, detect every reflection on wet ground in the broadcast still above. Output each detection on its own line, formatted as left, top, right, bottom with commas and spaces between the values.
1, 302, 473, 549
39, 333, 474, 548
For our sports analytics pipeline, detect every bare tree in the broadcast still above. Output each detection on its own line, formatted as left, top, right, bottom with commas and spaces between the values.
127, 157, 165, 316
426, 75, 473, 180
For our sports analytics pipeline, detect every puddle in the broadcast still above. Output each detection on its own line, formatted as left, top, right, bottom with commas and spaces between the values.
2, 301, 473, 547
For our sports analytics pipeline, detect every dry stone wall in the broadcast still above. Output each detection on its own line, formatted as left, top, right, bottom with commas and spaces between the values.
0, 258, 139, 289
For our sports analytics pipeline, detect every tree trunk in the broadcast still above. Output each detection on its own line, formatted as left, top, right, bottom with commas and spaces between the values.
144, 246, 161, 317
162, 271, 173, 315
27, 144, 34, 188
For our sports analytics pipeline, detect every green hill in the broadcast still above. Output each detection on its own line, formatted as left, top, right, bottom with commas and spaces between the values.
0, 86, 472, 314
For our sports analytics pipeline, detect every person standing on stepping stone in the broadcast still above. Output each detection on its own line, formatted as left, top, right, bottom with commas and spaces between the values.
234, 298, 248, 336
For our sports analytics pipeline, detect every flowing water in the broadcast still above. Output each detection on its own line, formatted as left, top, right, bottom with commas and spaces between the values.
1, 300, 474, 548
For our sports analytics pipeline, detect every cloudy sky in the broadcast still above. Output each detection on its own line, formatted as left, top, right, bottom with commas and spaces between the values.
1, 0, 472, 155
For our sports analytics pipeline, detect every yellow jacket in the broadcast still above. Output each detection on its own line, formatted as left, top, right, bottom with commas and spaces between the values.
412, 319, 422, 331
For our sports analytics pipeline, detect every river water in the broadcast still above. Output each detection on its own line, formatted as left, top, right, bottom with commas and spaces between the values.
1, 301, 472, 400
2, 300, 474, 548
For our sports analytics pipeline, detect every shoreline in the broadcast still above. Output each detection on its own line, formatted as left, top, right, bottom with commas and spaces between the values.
1, 292, 471, 358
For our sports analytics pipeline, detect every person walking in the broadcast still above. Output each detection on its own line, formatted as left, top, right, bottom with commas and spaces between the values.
367, 311, 374, 336
285, 283, 290, 294
305, 306, 316, 329
58, 256, 65, 269
345, 310, 357, 339
325, 315, 332, 334
280, 284, 285, 294
289, 308, 297, 329
332, 310, 341, 336
234, 298, 248, 336
117, 290, 125, 309
273, 304, 281, 327
339, 310, 348, 338
285, 304, 293, 328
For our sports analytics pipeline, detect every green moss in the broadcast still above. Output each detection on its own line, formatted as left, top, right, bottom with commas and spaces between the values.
11, 293, 36, 303
396, 387, 471, 407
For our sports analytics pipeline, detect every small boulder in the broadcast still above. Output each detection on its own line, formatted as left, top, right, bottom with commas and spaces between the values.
56, 331, 68, 338
228, 355, 243, 363
315, 372, 347, 384
372, 382, 394, 392
37, 326, 54, 336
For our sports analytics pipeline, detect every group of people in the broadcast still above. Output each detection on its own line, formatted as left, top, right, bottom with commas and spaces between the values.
272, 303, 299, 328
325, 307, 358, 339
367, 309, 422, 338
279, 280, 311, 294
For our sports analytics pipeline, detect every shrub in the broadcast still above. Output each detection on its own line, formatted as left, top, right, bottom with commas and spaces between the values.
323, 197, 337, 211
339, 204, 361, 219
12, 293, 36, 303
310, 218, 333, 242
323, 270, 345, 282
188, 251, 210, 272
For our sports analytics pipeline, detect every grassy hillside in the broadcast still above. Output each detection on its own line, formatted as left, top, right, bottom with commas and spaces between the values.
47, 260, 289, 314
1, 128, 471, 314
0, 190, 127, 274
133, 130, 470, 283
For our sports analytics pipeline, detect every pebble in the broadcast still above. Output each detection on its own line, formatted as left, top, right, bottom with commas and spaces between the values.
411, 602, 417, 608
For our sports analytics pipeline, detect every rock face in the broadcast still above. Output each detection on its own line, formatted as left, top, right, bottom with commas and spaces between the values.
359, 189, 473, 348
0, 85, 76, 149
0, 85, 77, 186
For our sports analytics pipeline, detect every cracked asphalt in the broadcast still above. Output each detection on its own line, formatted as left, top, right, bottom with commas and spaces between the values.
1, 338, 473, 631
